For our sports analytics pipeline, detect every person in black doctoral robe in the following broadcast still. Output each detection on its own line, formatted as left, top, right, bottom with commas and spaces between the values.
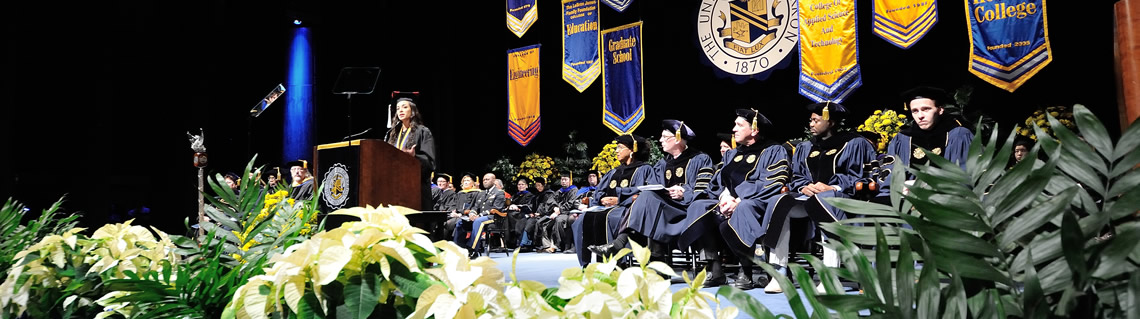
617, 120, 715, 263
519, 177, 553, 249
577, 134, 657, 264
535, 172, 579, 253
506, 177, 536, 247
875, 87, 973, 201
432, 174, 457, 211
445, 173, 482, 242
760, 102, 876, 293
286, 159, 315, 201
384, 97, 437, 210
674, 109, 791, 290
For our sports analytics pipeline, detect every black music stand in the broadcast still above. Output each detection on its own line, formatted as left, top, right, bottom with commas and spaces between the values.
332, 67, 381, 137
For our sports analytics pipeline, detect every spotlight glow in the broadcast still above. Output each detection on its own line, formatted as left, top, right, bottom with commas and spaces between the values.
293, 19, 302, 25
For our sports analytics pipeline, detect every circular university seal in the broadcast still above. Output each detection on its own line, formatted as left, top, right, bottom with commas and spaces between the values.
322, 163, 351, 209
696, 0, 799, 80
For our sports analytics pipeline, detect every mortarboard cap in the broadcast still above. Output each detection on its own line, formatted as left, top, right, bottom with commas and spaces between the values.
661, 119, 696, 141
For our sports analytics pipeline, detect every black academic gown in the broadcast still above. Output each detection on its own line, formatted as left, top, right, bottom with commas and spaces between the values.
385, 124, 437, 209
433, 188, 457, 211
762, 132, 876, 249
290, 177, 315, 201
572, 161, 655, 266
621, 148, 715, 244
445, 189, 481, 241
674, 141, 791, 258
877, 118, 973, 198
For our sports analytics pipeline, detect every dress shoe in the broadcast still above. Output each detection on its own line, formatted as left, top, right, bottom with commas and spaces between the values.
588, 244, 614, 256
732, 274, 754, 290
702, 274, 727, 288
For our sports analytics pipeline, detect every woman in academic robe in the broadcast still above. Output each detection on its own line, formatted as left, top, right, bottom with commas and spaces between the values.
385, 97, 437, 210
572, 134, 656, 266
760, 102, 876, 293
674, 109, 791, 290
617, 120, 714, 262
875, 87, 973, 200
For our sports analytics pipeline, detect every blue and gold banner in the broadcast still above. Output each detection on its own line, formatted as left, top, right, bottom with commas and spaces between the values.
508, 45, 541, 147
873, 0, 938, 49
966, 0, 1050, 92
601, 22, 645, 135
507, 0, 538, 38
563, 0, 601, 92
799, 0, 862, 102
602, 0, 633, 12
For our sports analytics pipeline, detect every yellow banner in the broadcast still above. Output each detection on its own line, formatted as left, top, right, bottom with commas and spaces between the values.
799, 0, 862, 102
508, 45, 541, 146
872, 0, 938, 49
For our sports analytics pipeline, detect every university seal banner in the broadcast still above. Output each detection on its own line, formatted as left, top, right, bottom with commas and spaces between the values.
563, 0, 601, 92
601, 22, 645, 135
697, 0, 799, 81
798, 0, 862, 102
508, 45, 541, 147
602, 0, 633, 12
507, 0, 538, 38
966, 0, 1050, 92
872, 0, 938, 49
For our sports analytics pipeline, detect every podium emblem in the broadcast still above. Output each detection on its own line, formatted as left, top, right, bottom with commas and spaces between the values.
322, 163, 351, 209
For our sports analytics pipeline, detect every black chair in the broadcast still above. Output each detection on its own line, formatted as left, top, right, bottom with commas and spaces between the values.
483, 209, 512, 257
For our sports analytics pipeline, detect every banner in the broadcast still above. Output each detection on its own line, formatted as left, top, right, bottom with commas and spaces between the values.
601, 22, 645, 135
602, 0, 634, 12
966, 0, 1050, 92
798, 0, 862, 102
872, 0, 938, 49
563, 0, 602, 92
508, 45, 541, 147
507, 0, 538, 38
696, 0, 799, 81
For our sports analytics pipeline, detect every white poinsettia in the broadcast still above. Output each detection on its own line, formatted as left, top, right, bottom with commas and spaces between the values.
1, 221, 178, 317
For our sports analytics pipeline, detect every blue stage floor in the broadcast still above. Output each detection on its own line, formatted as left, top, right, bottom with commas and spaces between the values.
486, 251, 822, 318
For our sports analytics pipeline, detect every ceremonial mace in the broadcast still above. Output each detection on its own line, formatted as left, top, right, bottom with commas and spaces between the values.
188, 129, 208, 237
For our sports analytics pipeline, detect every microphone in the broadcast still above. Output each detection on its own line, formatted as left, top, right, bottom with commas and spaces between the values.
343, 127, 372, 141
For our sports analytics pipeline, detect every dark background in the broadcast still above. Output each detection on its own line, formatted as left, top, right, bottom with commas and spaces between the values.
1, 0, 1121, 234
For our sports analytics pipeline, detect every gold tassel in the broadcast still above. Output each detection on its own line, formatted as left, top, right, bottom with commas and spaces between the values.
633, 139, 638, 153
731, 137, 737, 149
750, 108, 759, 131
678, 121, 686, 139
822, 101, 831, 121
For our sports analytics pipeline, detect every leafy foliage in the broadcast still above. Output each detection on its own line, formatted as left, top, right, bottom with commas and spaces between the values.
553, 131, 593, 185
0, 197, 79, 277
198, 156, 320, 266
486, 155, 518, 183
0, 221, 179, 318
732, 104, 1140, 319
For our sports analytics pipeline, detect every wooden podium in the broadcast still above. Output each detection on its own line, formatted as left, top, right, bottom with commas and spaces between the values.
313, 139, 422, 212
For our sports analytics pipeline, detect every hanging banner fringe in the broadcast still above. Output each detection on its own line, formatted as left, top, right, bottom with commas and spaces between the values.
601, 22, 645, 135
602, 0, 634, 12
507, 0, 538, 38
798, 0, 862, 102
872, 0, 938, 49
966, 0, 1051, 92
508, 44, 541, 146
563, 0, 602, 92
